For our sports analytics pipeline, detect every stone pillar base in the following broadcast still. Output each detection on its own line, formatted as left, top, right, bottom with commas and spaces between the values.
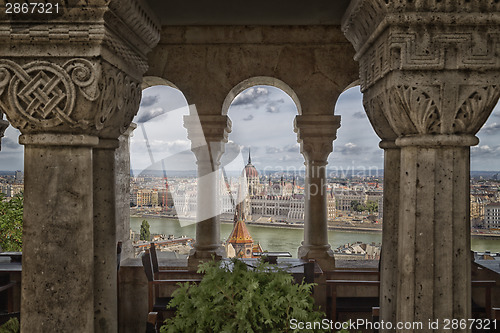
298, 245, 335, 271
187, 247, 225, 270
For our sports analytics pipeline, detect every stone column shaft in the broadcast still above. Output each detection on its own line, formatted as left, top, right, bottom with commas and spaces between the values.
396, 137, 474, 327
116, 124, 136, 261
184, 114, 231, 266
20, 134, 98, 333
295, 115, 340, 271
93, 139, 120, 333
379, 141, 400, 331
194, 149, 221, 252
303, 163, 328, 248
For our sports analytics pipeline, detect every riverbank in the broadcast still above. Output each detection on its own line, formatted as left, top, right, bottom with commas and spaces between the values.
131, 214, 500, 238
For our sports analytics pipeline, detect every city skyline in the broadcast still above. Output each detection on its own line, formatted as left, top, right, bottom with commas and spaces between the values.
1, 85, 500, 172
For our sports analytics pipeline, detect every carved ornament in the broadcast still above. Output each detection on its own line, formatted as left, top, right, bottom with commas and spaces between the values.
342, 0, 500, 91
294, 115, 340, 163
0, 58, 141, 138
363, 82, 500, 138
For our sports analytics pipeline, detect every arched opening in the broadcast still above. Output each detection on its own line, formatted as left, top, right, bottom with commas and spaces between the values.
331, 85, 382, 262
332, 86, 500, 259
470, 99, 500, 251
0, 121, 24, 252
128, 82, 196, 259
222, 80, 303, 257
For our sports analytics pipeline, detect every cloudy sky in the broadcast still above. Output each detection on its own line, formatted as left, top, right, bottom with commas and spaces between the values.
1, 85, 499, 172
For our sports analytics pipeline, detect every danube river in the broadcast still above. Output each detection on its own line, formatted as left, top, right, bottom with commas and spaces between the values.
131, 217, 500, 256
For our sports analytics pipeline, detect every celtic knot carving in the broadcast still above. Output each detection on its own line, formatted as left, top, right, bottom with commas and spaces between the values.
0, 59, 141, 137
0, 59, 99, 131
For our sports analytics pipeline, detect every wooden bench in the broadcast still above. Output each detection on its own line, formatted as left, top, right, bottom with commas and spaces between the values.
142, 249, 202, 328
493, 308, 500, 320
327, 279, 380, 320
471, 280, 496, 319
0, 280, 17, 325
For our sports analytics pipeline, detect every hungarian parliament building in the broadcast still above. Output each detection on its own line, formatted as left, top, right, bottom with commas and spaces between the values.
131, 154, 384, 223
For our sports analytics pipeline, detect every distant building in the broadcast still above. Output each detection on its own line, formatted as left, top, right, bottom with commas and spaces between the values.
15, 170, 23, 182
334, 189, 383, 218
234, 151, 335, 223
0, 183, 23, 197
471, 195, 488, 221
484, 203, 500, 229
130, 188, 159, 207
226, 171, 262, 259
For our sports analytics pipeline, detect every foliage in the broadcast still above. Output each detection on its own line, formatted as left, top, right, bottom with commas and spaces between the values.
350, 200, 378, 213
0, 193, 23, 251
139, 220, 150, 241
365, 200, 378, 213
161, 258, 326, 333
0, 317, 20, 333
350, 200, 364, 212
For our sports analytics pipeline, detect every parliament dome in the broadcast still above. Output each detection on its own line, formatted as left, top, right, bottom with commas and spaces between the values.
244, 149, 259, 178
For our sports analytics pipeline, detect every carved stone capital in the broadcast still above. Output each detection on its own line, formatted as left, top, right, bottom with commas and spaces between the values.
0, 58, 141, 139
363, 77, 500, 140
342, 0, 500, 91
294, 115, 340, 164
351, 1, 500, 142
0, 2, 159, 139
184, 115, 232, 147
0, 1, 160, 80
184, 115, 232, 171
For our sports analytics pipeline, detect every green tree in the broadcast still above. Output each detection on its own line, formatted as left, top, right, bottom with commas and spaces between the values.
162, 258, 326, 333
0, 193, 23, 252
365, 200, 378, 213
140, 220, 150, 241
350, 200, 364, 212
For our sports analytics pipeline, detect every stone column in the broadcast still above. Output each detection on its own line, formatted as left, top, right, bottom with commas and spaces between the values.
93, 138, 120, 333
364, 96, 401, 330
295, 115, 340, 271
379, 141, 400, 329
0, 2, 159, 331
398, 135, 477, 326
20, 133, 98, 332
184, 114, 232, 268
343, 1, 500, 329
116, 124, 137, 261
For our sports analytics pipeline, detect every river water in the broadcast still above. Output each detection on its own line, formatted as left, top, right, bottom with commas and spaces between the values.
131, 217, 500, 256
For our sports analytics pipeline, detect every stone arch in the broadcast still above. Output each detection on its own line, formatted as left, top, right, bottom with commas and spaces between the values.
133, 77, 191, 172
142, 76, 180, 91
221, 76, 302, 116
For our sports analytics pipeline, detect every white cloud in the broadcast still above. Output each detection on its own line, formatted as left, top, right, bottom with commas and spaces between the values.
136, 107, 166, 123
140, 95, 159, 108
471, 145, 500, 158
335, 142, 364, 155
231, 87, 270, 107
479, 122, 500, 135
